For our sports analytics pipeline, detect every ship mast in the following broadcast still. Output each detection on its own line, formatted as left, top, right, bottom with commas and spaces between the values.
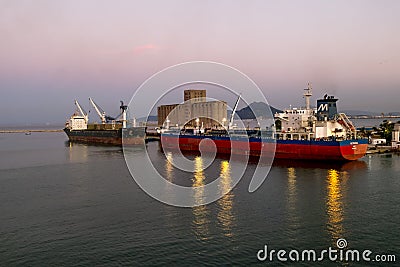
120, 101, 128, 129
304, 82, 312, 110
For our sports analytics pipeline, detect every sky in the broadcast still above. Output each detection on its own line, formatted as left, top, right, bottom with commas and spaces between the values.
0, 0, 399, 125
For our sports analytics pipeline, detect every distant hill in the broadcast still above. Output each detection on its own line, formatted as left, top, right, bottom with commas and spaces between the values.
141, 102, 282, 122
341, 110, 380, 116
142, 106, 399, 122
235, 102, 282, 119
138, 115, 157, 122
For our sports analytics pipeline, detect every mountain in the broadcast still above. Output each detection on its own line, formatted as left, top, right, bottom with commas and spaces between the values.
137, 115, 157, 122
340, 110, 380, 116
140, 105, 398, 123
235, 102, 282, 119
142, 102, 282, 122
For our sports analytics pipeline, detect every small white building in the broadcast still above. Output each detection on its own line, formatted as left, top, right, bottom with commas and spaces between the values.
392, 123, 400, 149
371, 138, 386, 145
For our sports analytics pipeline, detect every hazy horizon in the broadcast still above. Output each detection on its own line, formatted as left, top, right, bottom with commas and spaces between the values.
1, 0, 399, 125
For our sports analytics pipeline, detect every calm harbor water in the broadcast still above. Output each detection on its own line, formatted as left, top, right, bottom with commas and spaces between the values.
0, 132, 399, 266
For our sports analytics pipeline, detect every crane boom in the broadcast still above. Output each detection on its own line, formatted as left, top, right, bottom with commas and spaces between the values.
229, 93, 241, 129
74, 100, 88, 123
89, 97, 106, 123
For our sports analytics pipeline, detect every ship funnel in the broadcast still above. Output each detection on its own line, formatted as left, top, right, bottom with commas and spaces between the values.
316, 95, 338, 121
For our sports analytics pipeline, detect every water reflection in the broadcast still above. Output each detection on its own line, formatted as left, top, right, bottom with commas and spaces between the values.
165, 152, 174, 183
192, 156, 210, 240
286, 167, 298, 227
273, 158, 367, 171
67, 142, 88, 163
217, 160, 235, 238
162, 152, 176, 204
326, 169, 348, 242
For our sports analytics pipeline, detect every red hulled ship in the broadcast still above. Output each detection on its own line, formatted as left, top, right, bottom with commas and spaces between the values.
161, 85, 368, 161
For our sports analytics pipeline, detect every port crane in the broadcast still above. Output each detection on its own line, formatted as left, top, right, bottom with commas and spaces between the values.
74, 100, 88, 123
228, 93, 241, 129
89, 97, 115, 124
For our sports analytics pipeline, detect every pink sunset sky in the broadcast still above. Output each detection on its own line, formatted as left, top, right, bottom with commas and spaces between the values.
0, 0, 399, 124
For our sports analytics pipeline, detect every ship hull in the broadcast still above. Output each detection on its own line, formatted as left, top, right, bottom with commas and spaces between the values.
160, 133, 368, 161
64, 127, 146, 145
274, 139, 368, 161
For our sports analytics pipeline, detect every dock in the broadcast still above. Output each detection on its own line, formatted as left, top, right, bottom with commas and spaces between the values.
367, 145, 394, 154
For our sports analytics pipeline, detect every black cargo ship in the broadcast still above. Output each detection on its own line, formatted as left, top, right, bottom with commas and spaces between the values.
64, 99, 146, 145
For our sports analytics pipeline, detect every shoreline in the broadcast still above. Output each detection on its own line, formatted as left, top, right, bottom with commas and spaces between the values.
0, 129, 63, 133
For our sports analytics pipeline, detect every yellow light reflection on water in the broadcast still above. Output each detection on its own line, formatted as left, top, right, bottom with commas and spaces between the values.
286, 167, 298, 225
326, 169, 345, 242
165, 152, 173, 182
287, 167, 296, 191
192, 156, 210, 240
217, 160, 235, 238
162, 152, 176, 204
68, 143, 88, 163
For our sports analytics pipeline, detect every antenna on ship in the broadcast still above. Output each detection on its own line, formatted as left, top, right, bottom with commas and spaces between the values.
304, 82, 312, 110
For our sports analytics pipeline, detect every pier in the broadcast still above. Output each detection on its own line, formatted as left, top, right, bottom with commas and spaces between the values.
366, 145, 395, 154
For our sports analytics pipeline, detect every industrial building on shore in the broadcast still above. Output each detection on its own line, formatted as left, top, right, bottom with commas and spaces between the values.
392, 123, 400, 149
157, 90, 227, 128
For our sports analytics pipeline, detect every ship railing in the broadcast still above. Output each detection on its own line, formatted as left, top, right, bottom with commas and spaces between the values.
275, 132, 315, 141
338, 113, 357, 138
274, 132, 356, 142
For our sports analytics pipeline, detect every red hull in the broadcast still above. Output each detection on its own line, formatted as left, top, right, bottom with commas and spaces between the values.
274, 142, 368, 161
160, 134, 368, 161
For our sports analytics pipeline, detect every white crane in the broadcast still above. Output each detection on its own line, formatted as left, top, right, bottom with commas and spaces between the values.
89, 97, 106, 124
74, 100, 88, 123
229, 93, 241, 129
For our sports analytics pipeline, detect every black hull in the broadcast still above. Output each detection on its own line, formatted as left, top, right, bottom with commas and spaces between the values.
64, 127, 146, 145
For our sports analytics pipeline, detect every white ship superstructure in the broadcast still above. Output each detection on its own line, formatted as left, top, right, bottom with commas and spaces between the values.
274, 84, 356, 141
65, 100, 88, 130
